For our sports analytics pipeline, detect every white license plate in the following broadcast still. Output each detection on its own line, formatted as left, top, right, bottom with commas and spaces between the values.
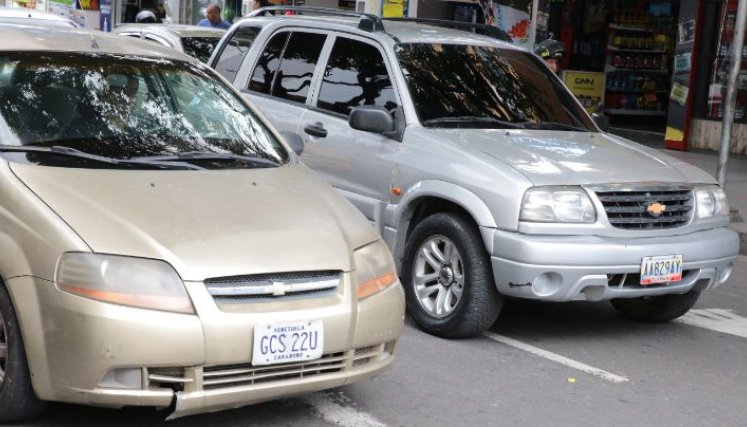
252, 320, 324, 366
640, 255, 683, 285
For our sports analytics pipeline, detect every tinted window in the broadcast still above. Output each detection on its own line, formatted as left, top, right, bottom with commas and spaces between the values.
272, 32, 326, 103
181, 36, 221, 63
0, 52, 288, 169
395, 43, 594, 130
214, 26, 260, 81
248, 32, 289, 94
316, 38, 398, 116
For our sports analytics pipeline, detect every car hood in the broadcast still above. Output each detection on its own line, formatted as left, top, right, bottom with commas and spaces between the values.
439, 128, 716, 186
11, 163, 377, 281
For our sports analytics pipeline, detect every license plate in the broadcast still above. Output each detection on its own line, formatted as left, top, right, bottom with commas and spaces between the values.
252, 320, 324, 366
640, 255, 683, 285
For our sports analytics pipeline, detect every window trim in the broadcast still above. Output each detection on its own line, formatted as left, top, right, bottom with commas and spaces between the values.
143, 34, 173, 48
309, 33, 402, 119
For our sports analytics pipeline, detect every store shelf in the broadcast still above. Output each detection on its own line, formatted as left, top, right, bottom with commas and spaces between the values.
606, 88, 669, 94
605, 109, 667, 116
607, 45, 667, 54
609, 23, 665, 33
605, 65, 669, 73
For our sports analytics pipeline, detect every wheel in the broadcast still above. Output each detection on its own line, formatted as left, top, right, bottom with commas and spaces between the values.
0, 283, 46, 422
401, 212, 503, 338
610, 290, 700, 322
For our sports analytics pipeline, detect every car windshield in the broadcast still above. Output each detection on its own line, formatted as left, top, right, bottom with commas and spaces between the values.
0, 52, 288, 169
395, 43, 595, 131
181, 36, 221, 63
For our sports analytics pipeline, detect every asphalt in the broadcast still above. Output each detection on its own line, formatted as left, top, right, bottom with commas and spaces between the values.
610, 127, 747, 255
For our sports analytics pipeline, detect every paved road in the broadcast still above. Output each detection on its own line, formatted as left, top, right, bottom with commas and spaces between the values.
25, 256, 747, 426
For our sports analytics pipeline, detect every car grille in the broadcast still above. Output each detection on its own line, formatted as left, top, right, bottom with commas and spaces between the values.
593, 187, 693, 229
142, 342, 395, 392
607, 270, 696, 288
202, 352, 347, 390
205, 271, 341, 302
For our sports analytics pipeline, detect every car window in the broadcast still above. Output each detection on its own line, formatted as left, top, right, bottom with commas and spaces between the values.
213, 26, 260, 81
181, 36, 221, 63
247, 31, 289, 95
271, 32, 326, 104
0, 52, 288, 169
316, 37, 398, 117
395, 43, 595, 130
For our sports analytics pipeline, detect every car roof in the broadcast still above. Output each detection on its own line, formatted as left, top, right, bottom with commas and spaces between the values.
114, 23, 226, 38
237, 13, 516, 49
0, 5, 77, 27
0, 22, 195, 61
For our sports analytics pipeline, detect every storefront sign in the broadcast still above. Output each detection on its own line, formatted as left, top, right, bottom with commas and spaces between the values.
381, 0, 406, 18
670, 82, 689, 107
664, 1, 701, 150
99, 0, 111, 31
562, 70, 605, 113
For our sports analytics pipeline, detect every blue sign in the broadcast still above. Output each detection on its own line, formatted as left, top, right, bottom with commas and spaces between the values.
99, 0, 112, 31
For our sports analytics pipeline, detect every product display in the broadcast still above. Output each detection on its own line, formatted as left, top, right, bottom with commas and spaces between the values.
604, 1, 676, 116
706, 0, 747, 124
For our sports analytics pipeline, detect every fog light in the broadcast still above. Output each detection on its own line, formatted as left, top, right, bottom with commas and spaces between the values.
531, 273, 563, 296
98, 368, 143, 389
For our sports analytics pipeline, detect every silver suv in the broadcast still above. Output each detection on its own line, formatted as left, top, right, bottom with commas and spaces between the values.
210, 9, 739, 338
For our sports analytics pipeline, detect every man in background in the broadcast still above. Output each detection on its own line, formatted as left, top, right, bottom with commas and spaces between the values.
199, 4, 230, 29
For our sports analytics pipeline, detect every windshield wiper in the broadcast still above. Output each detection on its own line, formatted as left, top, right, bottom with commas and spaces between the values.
0, 145, 203, 170
133, 151, 280, 168
421, 116, 526, 129
517, 121, 589, 132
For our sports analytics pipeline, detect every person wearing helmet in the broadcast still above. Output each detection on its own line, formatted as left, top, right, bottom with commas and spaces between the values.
534, 38, 565, 74
135, 10, 158, 23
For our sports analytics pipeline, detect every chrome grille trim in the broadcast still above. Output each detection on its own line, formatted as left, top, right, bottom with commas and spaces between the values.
205, 271, 341, 299
202, 352, 346, 389
589, 185, 694, 230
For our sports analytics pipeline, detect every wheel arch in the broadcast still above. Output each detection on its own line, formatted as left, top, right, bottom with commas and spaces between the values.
386, 180, 496, 272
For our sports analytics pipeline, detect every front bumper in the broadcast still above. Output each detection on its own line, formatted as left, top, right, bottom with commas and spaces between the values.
7, 275, 404, 418
488, 226, 739, 301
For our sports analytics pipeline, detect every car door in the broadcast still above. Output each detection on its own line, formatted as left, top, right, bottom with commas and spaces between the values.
239, 29, 328, 138
301, 34, 402, 227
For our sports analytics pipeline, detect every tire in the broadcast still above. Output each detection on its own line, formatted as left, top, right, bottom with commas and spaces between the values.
0, 283, 46, 423
401, 212, 503, 338
610, 290, 700, 322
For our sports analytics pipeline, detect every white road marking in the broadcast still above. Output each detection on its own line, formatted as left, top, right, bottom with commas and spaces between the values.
305, 391, 386, 427
677, 308, 747, 339
483, 332, 629, 384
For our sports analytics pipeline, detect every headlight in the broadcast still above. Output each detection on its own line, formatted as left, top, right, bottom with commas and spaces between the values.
354, 241, 397, 299
695, 185, 729, 219
56, 253, 194, 314
520, 186, 596, 223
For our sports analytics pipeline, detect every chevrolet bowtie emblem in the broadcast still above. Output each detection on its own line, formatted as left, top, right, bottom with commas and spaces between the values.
646, 202, 666, 217
271, 281, 287, 296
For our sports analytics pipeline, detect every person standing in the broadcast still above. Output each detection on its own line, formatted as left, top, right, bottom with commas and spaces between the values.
199, 4, 230, 29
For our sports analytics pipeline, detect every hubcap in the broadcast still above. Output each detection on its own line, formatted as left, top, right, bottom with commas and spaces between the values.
412, 235, 464, 319
0, 308, 6, 385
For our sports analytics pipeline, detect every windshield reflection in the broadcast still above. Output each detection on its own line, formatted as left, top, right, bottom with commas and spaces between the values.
0, 52, 287, 169
395, 43, 594, 131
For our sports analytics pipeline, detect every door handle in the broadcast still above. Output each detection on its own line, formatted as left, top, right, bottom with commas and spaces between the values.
304, 122, 328, 138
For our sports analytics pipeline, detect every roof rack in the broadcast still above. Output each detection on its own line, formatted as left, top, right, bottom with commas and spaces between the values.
382, 18, 512, 43
246, 6, 385, 32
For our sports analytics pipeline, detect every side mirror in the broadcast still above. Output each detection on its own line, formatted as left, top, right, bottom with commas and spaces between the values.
279, 131, 304, 156
591, 112, 610, 132
349, 106, 395, 134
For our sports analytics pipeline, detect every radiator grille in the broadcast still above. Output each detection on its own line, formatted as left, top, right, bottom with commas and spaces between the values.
202, 352, 346, 390
205, 271, 341, 301
594, 188, 693, 229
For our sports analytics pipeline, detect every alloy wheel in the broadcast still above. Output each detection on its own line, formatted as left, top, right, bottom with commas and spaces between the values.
412, 235, 465, 318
